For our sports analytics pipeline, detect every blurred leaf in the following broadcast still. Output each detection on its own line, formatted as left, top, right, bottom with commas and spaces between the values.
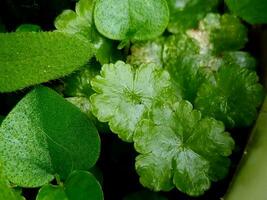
225, 0, 267, 24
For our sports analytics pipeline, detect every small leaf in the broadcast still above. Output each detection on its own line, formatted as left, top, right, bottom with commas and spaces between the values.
225, 0, 267, 24
134, 100, 234, 196
90, 61, 175, 142
0, 87, 100, 187
195, 65, 265, 128
36, 185, 68, 200
0, 32, 94, 92
65, 171, 104, 200
36, 171, 103, 200
94, 0, 169, 41
16, 24, 42, 32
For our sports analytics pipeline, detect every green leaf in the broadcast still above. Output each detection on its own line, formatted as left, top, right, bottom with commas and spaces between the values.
225, 0, 267, 24
36, 185, 68, 200
65, 171, 103, 200
0, 171, 24, 200
0, 32, 93, 92
36, 171, 103, 200
198, 13, 248, 53
66, 96, 110, 133
134, 100, 234, 196
123, 190, 167, 200
195, 65, 264, 128
16, 24, 42, 32
0, 87, 100, 187
94, 0, 169, 41
55, 0, 120, 64
167, 0, 219, 33
222, 51, 256, 70
90, 61, 175, 142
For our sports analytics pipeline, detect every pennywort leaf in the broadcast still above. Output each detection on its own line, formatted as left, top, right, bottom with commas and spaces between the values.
134, 100, 234, 196
94, 0, 169, 42
195, 65, 265, 128
0, 32, 93, 92
36, 171, 103, 200
167, 0, 219, 33
0, 87, 100, 187
90, 61, 175, 142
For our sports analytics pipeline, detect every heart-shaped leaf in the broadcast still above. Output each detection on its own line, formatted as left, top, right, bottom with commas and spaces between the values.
0, 87, 100, 187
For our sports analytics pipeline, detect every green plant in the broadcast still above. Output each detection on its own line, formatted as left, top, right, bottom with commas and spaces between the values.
0, 0, 266, 199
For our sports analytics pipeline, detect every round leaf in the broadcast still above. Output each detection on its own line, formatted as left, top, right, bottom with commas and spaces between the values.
94, 0, 169, 41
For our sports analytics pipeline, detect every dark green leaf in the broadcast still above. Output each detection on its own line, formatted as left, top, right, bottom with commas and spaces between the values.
65, 171, 103, 200
36, 185, 68, 200
0, 32, 93, 92
16, 24, 42, 32
225, 0, 267, 24
36, 171, 103, 200
195, 65, 264, 128
0, 87, 100, 187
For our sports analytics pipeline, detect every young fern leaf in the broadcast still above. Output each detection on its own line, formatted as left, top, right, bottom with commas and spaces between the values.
0, 32, 93, 92
133, 100, 235, 196
90, 61, 176, 142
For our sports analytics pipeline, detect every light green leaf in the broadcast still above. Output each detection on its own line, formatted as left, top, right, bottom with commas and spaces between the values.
167, 0, 219, 33
0, 87, 100, 187
16, 24, 42, 32
94, 0, 169, 41
55, 0, 119, 64
90, 61, 175, 142
134, 100, 234, 196
225, 0, 267, 24
195, 65, 264, 128
36, 171, 103, 200
0, 31, 93, 92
